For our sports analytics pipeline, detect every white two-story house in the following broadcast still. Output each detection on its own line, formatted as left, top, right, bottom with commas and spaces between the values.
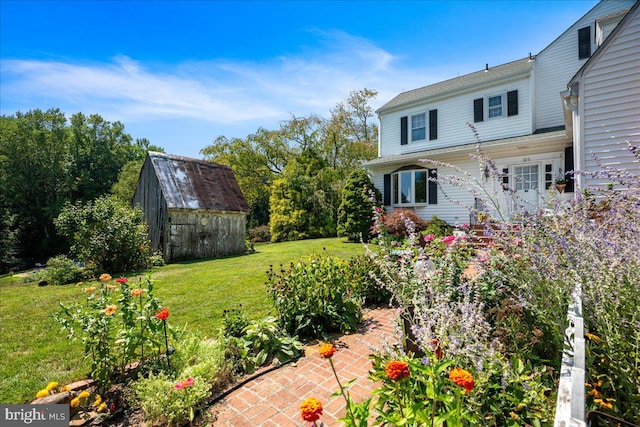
365, 0, 637, 224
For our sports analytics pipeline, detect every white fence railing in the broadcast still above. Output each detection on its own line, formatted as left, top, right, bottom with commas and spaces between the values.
554, 284, 586, 427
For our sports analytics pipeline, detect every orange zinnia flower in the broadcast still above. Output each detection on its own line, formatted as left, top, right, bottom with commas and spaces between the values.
385, 360, 410, 381
318, 343, 336, 358
449, 368, 474, 394
155, 307, 169, 320
300, 397, 323, 422
104, 305, 117, 315
99, 273, 112, 282
85, 286, 97, 293
131, 288, 145, 297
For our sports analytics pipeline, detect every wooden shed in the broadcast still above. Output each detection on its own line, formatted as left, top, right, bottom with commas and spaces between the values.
133, 152, 249, 263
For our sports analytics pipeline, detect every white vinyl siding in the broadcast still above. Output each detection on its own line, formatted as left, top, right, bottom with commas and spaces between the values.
378, 77, 531, 157
580, 8, 640, 188
534, 0, 634, 130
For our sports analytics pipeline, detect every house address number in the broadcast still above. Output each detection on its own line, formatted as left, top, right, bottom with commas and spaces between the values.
522, 157, 531, 162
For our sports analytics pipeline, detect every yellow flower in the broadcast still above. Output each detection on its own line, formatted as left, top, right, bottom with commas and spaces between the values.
70, 397, 80, 407
588, 388, 602, 398
77, 391, 90, 399
45, 382, 58, 392
585, 333, 601, 343
61, 385, 72, 392
594, 397, 614, 410
131, 288, 145, 297
99, 273, 112, 282
36, 389, 49, 399
104, 305, 117, 315
97, 402, 107, 412
85, 286, 97, 293
93, 395, 102, 407
105, 284, 117, 291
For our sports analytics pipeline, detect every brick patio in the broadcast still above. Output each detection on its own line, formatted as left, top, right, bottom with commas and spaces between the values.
207, 307, 397, 426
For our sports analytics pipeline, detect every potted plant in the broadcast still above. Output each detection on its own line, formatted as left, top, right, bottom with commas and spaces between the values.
555, 177, 567, 193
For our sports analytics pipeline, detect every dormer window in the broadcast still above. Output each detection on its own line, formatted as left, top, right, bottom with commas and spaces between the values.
411, 113, 426, 141
400, 110, 438, 144
473, 90, 518, 122
488, 95, 503, 118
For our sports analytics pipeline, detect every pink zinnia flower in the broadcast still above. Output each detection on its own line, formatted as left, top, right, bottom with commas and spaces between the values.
174, 377, 194, 389
424, 234, 435, 242
441, 235, 456, 246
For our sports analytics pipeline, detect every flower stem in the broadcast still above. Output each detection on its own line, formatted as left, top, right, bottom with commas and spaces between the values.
329, 358, 355, 422
162, 320, 171, 371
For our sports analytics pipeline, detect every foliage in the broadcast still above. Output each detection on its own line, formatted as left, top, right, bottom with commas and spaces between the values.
132, 372, 210, 427
240, 316, 304, 367
345, 254, 391, 306
34, 255, 85, 286
266, 253, 363, 338
337, 169, 381, 242
247, 224, 271, 243
0, 110, 158, 269
269, 151, 339, 242
53, 275, 169, 391
201, 89, 378, 229
423, 215, 454, 238
55, 196, 151, 273
383, 209, 430, 237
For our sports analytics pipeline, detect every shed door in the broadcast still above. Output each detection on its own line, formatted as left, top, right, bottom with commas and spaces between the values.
169, 224, 196, 261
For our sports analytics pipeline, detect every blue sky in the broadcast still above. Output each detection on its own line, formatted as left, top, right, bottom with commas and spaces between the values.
1, 0, 598, 158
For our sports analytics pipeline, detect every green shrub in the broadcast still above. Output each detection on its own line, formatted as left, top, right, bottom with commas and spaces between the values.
346, 254, 391, 306
247, 225, 271, 243
423, 215, 453, 238
241, 316, 303, 367
171, 334, 233, 389
36, 255, 85, 285
54, 196, 151, 273
266, 253, 363, 338
132, 372, 210, 426
337, 169, 381, 242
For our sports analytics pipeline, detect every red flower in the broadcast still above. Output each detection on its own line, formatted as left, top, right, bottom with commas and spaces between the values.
300, 397, 323, 422
449, 368, 474, 394
385, 360, 410, 381
115, 277, 128, 284
155, 307, 169, 321
318, 343, 336, 358
432, 339, 444, 360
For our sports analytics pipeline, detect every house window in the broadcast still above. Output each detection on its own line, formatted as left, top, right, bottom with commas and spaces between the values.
391, 170, 427, 205
488, 95, 503, 118
474, 90, 518, 122
411, 114, 426, 141
384, 169, 437, 206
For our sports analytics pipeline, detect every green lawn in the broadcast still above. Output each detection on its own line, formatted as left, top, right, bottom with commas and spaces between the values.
0, 237, 367, 403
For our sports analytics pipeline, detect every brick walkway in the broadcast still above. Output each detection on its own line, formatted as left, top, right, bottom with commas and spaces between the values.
207, 307, 397, 426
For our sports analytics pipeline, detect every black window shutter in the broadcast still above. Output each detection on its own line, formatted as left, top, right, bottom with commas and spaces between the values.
507, 90, 518, 116
400, 116, 408, 145
428, 169, 438, 204
473, 98, 484, 122
578, 26, 591, 59
383, 174, 391, 205
429, 109, 438, 140
564, 146, 575, 193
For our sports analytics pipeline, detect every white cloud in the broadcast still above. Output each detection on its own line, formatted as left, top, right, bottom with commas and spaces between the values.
1, 31, 445, 129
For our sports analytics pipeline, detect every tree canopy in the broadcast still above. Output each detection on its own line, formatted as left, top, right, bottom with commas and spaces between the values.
0, 109, 159, 271
201, 88, 379, 232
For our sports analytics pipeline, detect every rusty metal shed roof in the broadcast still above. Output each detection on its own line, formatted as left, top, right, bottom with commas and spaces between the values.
148, 152, 249, 213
